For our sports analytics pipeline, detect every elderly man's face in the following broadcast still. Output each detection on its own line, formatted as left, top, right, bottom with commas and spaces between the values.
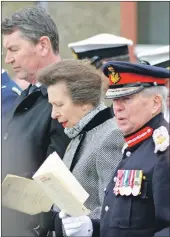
3, 30, 41, 83
113, 92, 158, 135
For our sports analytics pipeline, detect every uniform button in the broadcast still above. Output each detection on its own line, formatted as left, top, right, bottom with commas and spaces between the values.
4, 133, 8, 140
104, 187, 106, 192
113, 176, 117, 182
105, 206, 109, 212
126, 151, 131, 157
24, 108, 28, 110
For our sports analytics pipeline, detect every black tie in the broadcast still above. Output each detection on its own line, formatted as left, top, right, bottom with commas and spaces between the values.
29, 85, 39, 94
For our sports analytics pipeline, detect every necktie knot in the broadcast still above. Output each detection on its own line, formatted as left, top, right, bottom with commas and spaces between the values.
29, 85, 39, 94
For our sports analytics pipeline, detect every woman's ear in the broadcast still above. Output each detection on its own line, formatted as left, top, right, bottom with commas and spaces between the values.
82, 103, 93, 112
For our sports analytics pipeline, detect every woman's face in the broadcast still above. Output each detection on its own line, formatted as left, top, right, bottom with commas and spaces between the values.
48, 82, 93, 128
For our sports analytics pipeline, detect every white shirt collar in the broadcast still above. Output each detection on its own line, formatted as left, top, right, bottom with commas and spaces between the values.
36, 82, 42, 88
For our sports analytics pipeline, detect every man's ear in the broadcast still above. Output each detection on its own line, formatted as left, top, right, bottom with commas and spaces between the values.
152, 94, 162, 115
38, 36, 51, 56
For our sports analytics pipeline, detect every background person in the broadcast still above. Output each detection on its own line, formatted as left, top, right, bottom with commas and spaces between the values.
68, 33, 133, 116
1, 69, 22, 116
138, 46, 170, 122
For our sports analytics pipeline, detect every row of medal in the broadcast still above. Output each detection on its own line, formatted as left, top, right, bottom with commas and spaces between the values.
113, 169, 144, 196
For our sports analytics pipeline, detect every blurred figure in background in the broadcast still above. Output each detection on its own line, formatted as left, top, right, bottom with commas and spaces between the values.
68, 34, 133, 68
1, 69, 22, 116
138, 46, 170, 122
68, 33, 133, 116
1, 6, 69, 237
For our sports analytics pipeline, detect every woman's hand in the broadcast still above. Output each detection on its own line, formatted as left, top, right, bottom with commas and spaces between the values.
59, 211, 93, 237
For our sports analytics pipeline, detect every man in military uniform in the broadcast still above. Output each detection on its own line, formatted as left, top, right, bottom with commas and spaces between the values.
68, 33, 133, 116
59, 62, 170, 237
1, 69, 22, 116
68, 33, 133, 68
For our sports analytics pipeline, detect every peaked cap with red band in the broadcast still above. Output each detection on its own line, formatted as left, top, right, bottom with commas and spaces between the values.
102, 61, 170, 99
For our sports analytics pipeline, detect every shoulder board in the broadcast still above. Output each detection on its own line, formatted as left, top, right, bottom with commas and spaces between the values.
1, 85, 7, 89
12, 87, 21, 95
152, 126, 169, 153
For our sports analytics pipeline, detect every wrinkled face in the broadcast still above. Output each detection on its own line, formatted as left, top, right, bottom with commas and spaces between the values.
3, 30, 40, 83
48, 82, 92, 128
113, 92, 158, 135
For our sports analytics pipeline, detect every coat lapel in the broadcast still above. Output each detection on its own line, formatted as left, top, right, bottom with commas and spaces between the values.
63, 137, 81, 170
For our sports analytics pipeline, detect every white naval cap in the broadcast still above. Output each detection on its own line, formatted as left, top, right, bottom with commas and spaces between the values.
138, 45, 170, 69
68, 33, 133, 54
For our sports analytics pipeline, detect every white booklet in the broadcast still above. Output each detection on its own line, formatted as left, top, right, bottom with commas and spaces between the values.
2, 152, 90, 217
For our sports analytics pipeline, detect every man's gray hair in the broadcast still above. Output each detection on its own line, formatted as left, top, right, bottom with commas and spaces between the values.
141, 86, 168, 112
1, 6, 59, 54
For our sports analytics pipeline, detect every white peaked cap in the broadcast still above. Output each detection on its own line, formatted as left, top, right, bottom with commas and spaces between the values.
138, 45, 169, 66
68, 33, 133, 53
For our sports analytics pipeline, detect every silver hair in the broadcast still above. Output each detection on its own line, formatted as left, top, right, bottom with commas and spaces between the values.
140, 86, 168, 112
2, 6, 59, 54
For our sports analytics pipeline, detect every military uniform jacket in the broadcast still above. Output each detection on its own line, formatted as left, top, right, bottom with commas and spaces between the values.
1, 71, 21, 116
92, 113, 170, 237
2, 84, 70, 237
54, 108, 124, 237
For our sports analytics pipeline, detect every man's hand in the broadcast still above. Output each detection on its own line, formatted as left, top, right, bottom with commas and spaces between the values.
59, 211, 93, 237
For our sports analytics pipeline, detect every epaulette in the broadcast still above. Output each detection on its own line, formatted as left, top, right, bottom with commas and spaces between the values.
12, 87, 21, 96
152, 126, 169, 153
1, 85, 7, 89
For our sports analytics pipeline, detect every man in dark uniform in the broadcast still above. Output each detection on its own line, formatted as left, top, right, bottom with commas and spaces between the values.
68, 34, 133, 117
1, 6, 70, 237
1, 69, 22, 116
59, 62, 170, 237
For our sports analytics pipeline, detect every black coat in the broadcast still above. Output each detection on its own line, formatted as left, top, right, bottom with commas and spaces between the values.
2, 85, 70, 236
92, 113, 170, 237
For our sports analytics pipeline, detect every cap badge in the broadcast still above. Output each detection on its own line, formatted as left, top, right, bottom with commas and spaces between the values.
108, 66, 121, 84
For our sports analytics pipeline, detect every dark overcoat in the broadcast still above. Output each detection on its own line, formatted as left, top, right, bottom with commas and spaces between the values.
2, 84, 70, 237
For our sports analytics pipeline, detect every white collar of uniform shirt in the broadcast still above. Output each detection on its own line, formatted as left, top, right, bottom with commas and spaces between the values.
35, 82, 42, 88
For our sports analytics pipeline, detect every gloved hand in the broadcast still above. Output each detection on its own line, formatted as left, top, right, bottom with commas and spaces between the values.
59, 211, 93, 237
